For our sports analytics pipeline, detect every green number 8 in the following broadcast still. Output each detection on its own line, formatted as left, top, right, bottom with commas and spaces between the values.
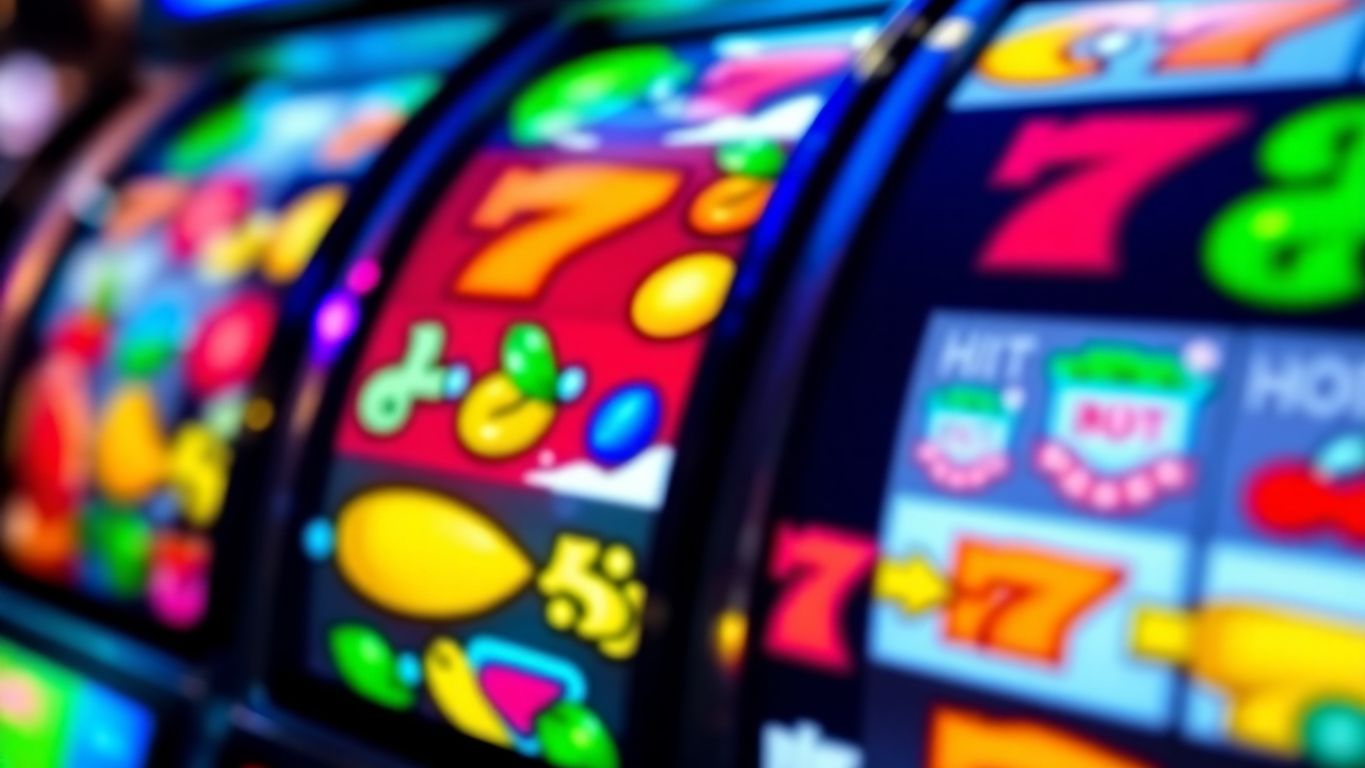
1204, 98, 1365, 313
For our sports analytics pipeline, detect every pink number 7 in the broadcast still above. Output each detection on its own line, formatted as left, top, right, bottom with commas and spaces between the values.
979, 112, 1248, 277
762, 523, 877, 675
683, 48, 852, 121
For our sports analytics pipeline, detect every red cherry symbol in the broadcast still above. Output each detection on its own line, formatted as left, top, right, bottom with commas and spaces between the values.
149, 532, 211, 630
1331, 477, 1365, 544
1247, 462, 1329, 536
184, 291, 278, 399
169, 176, 254, 261
50, 312, 110, 365
11, 355, 92, 517
1248, 460, 1365, 546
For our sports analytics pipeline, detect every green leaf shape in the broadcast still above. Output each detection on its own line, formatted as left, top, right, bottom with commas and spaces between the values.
1050, 344, 1190, 391
328, 624, 416, 712
535, 702, 620, 768
167, 100, 251, 176
510, 45, 693, 146
82, 505, 152, 599
502, 323, 559, 402
931, 385, 1006, 416
716, 139, 788, 179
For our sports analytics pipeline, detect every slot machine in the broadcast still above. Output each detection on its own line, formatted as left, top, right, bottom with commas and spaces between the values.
705, 0, 1365, 767
250, 1, 908, 766
0, 1, 528, 763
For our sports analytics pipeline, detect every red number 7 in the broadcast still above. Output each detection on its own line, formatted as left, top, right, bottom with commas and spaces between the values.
762, 523, 877, 675
978, 112, 1248, 277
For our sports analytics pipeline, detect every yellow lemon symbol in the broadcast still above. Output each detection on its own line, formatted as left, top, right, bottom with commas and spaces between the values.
95, 386, 168, 504
262, 184, 348, 285
167, 424, 232, 529
457, 372, 556, 460
630, 252, 736, 340
424, 637, 512, 748
201, 214, 273, 282
335, 487, 533, 620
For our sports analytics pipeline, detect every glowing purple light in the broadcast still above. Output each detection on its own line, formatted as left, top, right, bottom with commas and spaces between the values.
314, 293, 359, 353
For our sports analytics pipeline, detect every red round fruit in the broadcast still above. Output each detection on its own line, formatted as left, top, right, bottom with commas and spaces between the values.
1247, 463, 1329, 536
184, 291, 278, 398
169, 175, 254, 261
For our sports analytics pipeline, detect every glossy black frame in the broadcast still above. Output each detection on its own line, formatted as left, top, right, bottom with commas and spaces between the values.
622, 0, 953, 764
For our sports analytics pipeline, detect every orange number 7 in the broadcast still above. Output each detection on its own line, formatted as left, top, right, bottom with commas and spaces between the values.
454, 163, 682, 301
945, 539, 1122, 665
929, 707, 1153, 768
1160, 0, 1353, 72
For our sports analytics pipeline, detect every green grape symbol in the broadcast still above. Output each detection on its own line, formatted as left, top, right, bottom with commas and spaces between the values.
1204, 98, 1365, 313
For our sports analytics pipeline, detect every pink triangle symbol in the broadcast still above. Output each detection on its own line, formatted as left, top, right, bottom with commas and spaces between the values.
479, 665, 565, 735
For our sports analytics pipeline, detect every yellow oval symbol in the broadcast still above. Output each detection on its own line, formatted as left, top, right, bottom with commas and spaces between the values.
336, 487, 533, 621
95, 385, 168, 504
201, 214, 272, 282
457, 372, 556, 460
688, 176, 773, 237
167, 424, 231, 530
631, 252, 736, 340
263, 184, 348, 285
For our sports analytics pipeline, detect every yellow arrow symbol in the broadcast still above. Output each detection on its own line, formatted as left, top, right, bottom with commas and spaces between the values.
874, 555, 951, 615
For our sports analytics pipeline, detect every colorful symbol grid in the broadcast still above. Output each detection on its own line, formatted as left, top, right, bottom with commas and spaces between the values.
300, 19, 876, 768
869, 311, 1365, 764
0, 72, 441, 631
952, 0, 1365, 110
